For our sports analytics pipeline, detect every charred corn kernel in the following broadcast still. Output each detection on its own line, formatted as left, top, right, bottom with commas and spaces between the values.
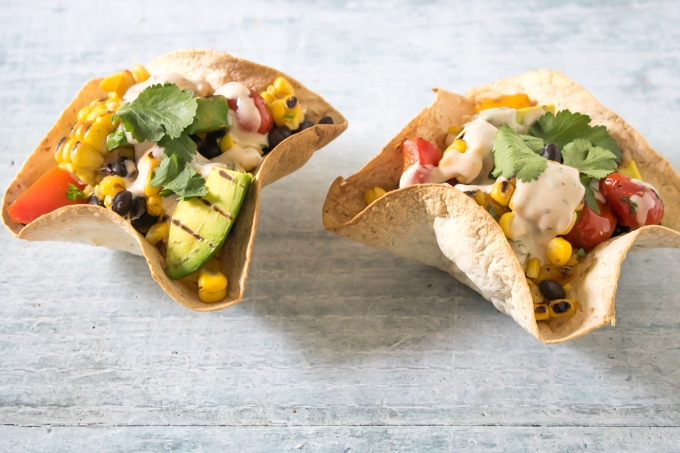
70, 141, 104, 171
55, 137, 74, 164
565, 252, 579, 267
525, 257, 541, 280
474, 93, 534, 112
83, 114, 115, 152
545, 237, 573, 267
498, 212, 515, 238
527, 280, 544, 305
130, 64, 150, 83
142, 153, 161, 196
95, 175, 126, 200
446, 138, 467, 153
472, 190, 486, 207
560, 211, 578, 236
271, 96, 304, 130
145, 221, 169, 246
548, 299, 577, 318
198, 259, 228, 303
219, 133, 233, 152
146, 195, 164, 217
489, 179, 515, 207
536, 264, 574, 286
364, 186, 387, 205
76, 102, 95, 123
85, 102, 112, 123
99, 69, 136, 98
447, 125, 462, 136
534, 303, 550, 321
70, 122, 89, 141
618, 159, 642, 180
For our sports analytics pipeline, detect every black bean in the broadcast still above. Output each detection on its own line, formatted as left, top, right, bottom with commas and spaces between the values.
318, 116, 334, 125
538, 279, 566, 300
285, 96, 298, 109
111, 190, 133, 216
295, 119, 315, 132
540, 143, 562, 163
551, 300, 573, 314
131, 212, 159, 232
88, 194, 105, 207
264, 126, 292, 154
193, 131, 224, 160
129, 196, 146, 221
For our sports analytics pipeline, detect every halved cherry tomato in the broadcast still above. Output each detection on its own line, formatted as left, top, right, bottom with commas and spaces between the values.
599, 172, 663, 229
7, 166, 86, 224
563, 200, 617, 251
226, 89, 273, 135
401, 137, 443, 171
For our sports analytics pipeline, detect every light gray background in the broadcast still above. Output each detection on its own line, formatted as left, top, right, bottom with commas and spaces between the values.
1, 1, 679, 451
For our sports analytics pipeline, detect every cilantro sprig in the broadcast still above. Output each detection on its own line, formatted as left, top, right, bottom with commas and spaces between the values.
107, 83, 224, 200
490, 109, 621, 212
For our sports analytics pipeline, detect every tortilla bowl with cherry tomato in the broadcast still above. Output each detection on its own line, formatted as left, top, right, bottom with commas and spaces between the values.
323, 69, 680, 344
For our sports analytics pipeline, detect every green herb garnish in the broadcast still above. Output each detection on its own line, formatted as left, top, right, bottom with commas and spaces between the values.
621, 196, 638, 214
65, 184, 87, 201
491, 125, 547, 182
109, 83, 212, 200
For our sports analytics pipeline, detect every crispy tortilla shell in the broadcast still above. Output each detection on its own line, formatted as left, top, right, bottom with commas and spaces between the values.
322, 69, 680, 343
2, 49, 347, 311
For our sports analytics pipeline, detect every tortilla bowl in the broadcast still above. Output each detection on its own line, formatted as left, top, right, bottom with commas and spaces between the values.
2, 49, 347, 312
322, 69, 680, 343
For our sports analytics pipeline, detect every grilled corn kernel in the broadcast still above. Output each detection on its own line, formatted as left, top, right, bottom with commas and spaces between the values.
447, 125, 462, 136
498, 212, 515, 238
364, 186, 387, 205
96, 175, 126, 200
198, 259, 228, 303
489, 179, 515, 207
77, 102, 95, 123
534, 303, 550, 321
130, 64, 150, 83
545, 237, 573, 267
145, 221, 169, 246
83, 114, 115, 152
70, 141, 104, 171
536, 264, 574, 286
618, 159, 642, 180
273, 76, 295, 97
447, 138, 467, 153
219, 133, 233, 152
146, 195, 164, 217
70, 122, 89, 141
99, 69, 136, 97
525, 257, 541, 280
527, 280, 544, 305
271, 96, 304, 130
548, 299, 578, 318
474, 93, 533, 113
85, 102, 112, 123
260, 90, 276, 106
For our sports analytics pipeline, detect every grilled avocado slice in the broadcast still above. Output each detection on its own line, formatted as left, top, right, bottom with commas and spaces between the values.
164, 167, 252, 280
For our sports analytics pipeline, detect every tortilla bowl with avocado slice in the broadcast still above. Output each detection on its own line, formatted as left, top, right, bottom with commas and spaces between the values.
3, 49, 347, 312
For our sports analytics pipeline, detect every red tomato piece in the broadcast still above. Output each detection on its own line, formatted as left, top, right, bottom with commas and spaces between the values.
7, 166, 86, 224
226, 89, 273, 135
599, 172, 664, 229
563, 200, 617, 251
401, 138, 443, 171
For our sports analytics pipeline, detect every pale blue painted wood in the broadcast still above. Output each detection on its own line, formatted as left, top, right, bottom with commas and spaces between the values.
1, 0, 680, 452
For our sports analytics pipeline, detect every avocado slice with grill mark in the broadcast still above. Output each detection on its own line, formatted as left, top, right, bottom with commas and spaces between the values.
164, 167, 252, 280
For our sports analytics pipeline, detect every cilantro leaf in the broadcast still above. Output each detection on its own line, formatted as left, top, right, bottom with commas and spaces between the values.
158, 132, 198, 164
561, 138, 619, 179
529, 110, 621, 161
159, 166, 208, 200
114, 83, 198, 142
106, 126, 129, 151
580, 175, 600, 214
492, 125, 547, 182
520, 134, 545, 153
65, 184, 87, 201
149, 153, 183, 189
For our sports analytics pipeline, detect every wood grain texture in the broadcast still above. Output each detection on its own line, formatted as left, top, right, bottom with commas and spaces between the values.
1, 0, 680, 451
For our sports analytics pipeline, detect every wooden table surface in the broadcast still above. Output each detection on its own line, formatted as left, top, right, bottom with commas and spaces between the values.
2, 1, 680, 451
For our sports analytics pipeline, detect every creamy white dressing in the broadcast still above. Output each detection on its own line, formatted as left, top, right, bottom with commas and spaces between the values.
630, 181, 658, 226
437, 117, 497, 185
506, 161, 585, 263
123, 73, 211, 102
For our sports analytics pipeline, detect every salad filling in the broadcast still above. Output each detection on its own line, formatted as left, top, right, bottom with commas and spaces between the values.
7, 63, 335, 303
373, 94, 664, 322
